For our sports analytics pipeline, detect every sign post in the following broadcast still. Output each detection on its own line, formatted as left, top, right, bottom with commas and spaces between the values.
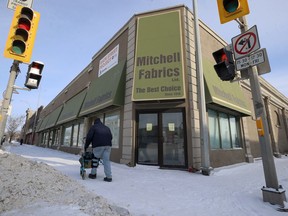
237, 16, 286, 207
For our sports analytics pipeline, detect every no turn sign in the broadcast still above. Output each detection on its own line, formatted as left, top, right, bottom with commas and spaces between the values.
232, 25, 260, 60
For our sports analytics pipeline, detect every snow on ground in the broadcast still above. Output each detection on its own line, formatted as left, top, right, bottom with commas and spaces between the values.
1, 142, 288, 216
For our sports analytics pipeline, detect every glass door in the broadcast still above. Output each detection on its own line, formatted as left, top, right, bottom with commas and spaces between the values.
162, 112, 185, 166
137, 110, 186, 168
137, 113, 158, 165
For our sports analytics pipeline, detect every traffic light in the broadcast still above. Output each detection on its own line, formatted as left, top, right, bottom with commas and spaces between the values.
212, 48, 236, 81
24, 61, 44, 89
3, 6, 40, 63
216, 0, 250, 24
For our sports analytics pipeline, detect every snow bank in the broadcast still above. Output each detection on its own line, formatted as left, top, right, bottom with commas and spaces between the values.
0, 149, 130, 216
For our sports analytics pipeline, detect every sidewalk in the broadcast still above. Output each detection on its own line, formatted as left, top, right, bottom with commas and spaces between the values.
3, 143, 288, 216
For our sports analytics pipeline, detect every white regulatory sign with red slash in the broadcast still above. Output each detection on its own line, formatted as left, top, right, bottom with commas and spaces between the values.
232, 25, 260, 60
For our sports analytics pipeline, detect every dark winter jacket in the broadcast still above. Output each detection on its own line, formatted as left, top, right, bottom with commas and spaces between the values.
85, 118, 112, 150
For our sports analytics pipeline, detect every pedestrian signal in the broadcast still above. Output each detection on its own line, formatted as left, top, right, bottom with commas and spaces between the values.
24, 61, 44, 89
212, 48, 236, 81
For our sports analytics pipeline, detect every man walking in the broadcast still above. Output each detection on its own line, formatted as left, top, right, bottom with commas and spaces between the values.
85, 117, 113, 182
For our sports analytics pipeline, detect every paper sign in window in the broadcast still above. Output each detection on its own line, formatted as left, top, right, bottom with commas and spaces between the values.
168, 123, 175, 131
146, 123, 152, 131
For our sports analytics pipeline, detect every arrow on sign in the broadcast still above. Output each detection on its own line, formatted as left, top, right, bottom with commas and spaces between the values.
238, 38, 251, 49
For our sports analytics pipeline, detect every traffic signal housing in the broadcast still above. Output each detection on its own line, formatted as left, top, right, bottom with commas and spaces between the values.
24, 61, 44, 89
4, 6, 40, 63
212, 48, 236, 81
216, 0, 250, 24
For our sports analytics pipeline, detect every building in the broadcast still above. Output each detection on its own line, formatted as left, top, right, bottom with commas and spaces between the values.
22, 106, 43, 145
25, 5, 288, 170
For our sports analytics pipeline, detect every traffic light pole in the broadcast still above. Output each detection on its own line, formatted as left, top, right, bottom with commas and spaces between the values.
0, 60, 20, 143
239, 16, 286, 207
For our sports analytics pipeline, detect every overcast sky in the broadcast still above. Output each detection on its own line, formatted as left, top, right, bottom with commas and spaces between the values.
0, 0, 287, 117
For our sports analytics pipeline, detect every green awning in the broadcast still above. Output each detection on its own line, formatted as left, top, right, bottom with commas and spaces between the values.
79, 60, 126, 116
57, 90, 87, 125
203, 58, 251, 116
35, 119, 44, 132
44, 106, 63, 130
37, 116, 49, 132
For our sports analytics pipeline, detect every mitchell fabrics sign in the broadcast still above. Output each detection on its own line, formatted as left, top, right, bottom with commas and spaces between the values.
132, 10, 185, 101
98, 44, 119, 77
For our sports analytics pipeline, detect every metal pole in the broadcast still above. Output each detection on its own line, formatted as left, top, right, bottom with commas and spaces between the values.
192, 0, 212, 175
239, 16, 286, 206
0, 60, 20, 142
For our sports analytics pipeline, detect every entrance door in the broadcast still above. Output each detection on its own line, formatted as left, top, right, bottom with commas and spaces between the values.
137, 110, 186, 168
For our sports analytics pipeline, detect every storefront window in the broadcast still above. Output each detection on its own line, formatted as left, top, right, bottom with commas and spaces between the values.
48, 131, 54, 147
208, 109, 242, 149
72, 124, 79, 146
78, 123, 84, 147
219, 113, 230, 149
42, 132, 48, 145
62, 122, 84, 147
229, 117, 241, 148
63, 126, 72, 146
54, 129, 60, 146
105, 111, 120, 148
208, 110, 220, 149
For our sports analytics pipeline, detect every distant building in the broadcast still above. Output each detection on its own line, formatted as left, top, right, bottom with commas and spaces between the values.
23, 5, 288, 169
22, 106, 43, 145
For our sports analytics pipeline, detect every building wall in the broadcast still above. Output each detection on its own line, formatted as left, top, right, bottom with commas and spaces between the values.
183, 6, 202, 169
120, 17, 136, 165
241, 77, 288, 158
197, 12, 251, 167
26, 5, 288, 170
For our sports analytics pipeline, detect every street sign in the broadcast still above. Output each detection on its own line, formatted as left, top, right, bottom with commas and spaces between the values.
256, 49, 271, 75
236, 48, 271, 77
232, 25, 260, 60
7, 0, 33, 10
236, 49, 265, 71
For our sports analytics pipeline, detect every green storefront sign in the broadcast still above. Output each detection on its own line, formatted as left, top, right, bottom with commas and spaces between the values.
132, 10, 185, 101
203, 59, 251, 116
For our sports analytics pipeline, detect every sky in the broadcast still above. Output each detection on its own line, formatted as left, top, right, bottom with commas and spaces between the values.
2, 142, 288, 215
0, 0, 287, 118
